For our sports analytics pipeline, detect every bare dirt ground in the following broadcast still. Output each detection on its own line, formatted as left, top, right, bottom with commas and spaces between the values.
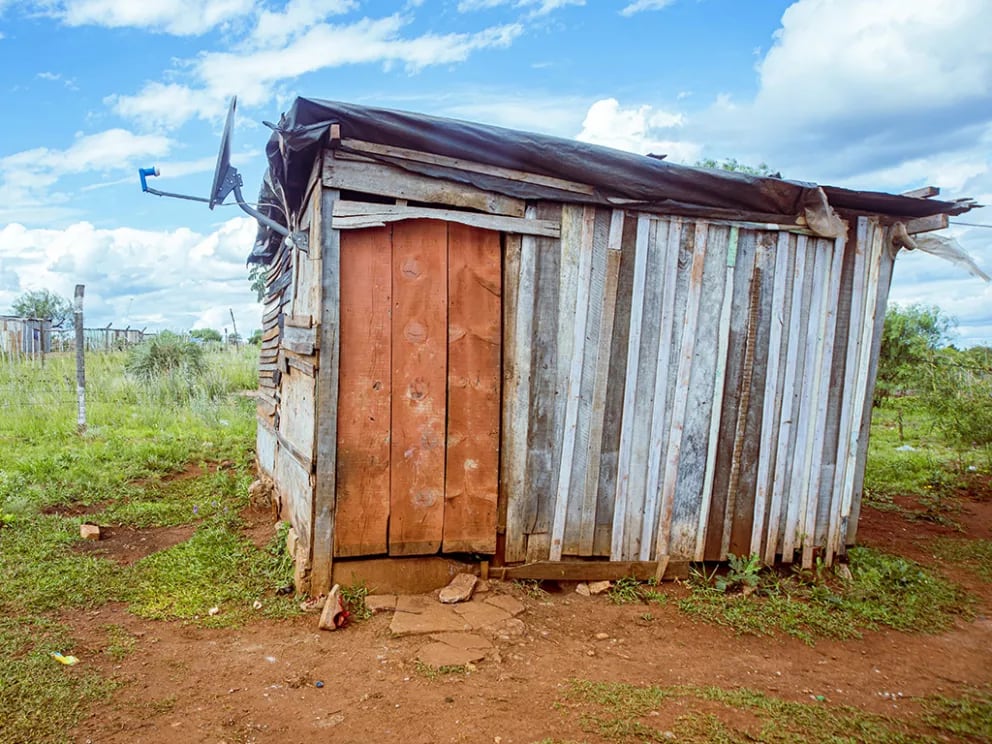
67, 495, 992, 744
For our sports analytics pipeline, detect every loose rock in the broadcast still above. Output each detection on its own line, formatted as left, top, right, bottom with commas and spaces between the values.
439, 573, 478, 604
575, 583, 591, 597
80, 523, 101, 541
588, 581, 611, 595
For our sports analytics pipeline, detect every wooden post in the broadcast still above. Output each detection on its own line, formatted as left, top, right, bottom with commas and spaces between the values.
74, 285, 86, 434
229, 308, 240, 349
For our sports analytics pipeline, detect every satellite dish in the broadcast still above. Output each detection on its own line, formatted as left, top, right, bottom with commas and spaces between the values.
209, 96, 238, 210
137, 96, 290, 238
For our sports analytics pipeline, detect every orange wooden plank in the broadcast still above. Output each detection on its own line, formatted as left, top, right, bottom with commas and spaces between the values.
443, 224, 502, 553
334, 227, 392, 557
389, 220, 448, 555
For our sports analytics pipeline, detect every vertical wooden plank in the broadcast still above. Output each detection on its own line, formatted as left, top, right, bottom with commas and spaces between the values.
312, 185, 340, 593
577, 209, 624, 555
551, 206, 596, 560
594, 215, 638, 556
846, 223, 891, 550
655, 221, 708, 559
444, 223, 502, 554
640, 218, 682, 560
782, 237, 826, 561
389, 219, 448, 556
750, 232, 790, 557
501, 233, 533, 563
334, 227, 392, 557
611, 215, 652, 560
694, 226, 738, 560
726, 234, 775, 558
764, 235, 805, 564
801, 234, 846, 567
522, 203, 565, 560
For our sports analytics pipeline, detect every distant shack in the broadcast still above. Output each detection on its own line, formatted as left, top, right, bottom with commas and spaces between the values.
247, 98, 975, 594
0, 315, 52, 357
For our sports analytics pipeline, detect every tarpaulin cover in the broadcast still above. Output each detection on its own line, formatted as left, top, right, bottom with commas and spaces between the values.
250, 97, 972, 263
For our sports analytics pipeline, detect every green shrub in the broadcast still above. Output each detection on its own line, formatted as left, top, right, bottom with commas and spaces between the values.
126, 332, 205, 382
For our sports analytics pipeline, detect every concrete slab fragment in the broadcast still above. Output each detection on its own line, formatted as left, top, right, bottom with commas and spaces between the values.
428, 632, 493, 650
390, 605, 470, 637
452, 600, 512, 629
365, 595, 397, 613
416, 642, 486, 668
439, 573, 477, 604
484, 594, 525, 617
395, 595, 435, 614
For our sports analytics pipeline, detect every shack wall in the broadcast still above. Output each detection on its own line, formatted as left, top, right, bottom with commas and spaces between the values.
257, 146, 899, 587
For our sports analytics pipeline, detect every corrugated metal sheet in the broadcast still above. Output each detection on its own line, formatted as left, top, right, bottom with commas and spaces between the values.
503, 208, 890, 567
0, 317, 51, 355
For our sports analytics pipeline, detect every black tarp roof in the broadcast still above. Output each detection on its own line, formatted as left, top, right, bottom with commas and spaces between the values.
250, 97, 973, 263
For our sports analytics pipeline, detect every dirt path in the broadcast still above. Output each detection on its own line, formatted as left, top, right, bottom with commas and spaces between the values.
69, 497, 992, 744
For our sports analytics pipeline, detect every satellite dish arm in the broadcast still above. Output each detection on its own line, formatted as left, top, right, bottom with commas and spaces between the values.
232, 181, 289, 237
139, 167, 210, 203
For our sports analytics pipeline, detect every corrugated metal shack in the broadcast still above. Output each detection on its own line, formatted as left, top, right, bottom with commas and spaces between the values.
0, 316, 52, 357
247, 98, 974, 594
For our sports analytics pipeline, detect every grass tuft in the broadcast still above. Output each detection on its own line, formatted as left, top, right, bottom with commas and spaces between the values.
678, 547, 969, 644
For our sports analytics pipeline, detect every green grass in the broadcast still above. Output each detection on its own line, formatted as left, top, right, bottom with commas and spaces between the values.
927, 538, 992, 582
555, 680, 990, 743
0, 347, 297, 740
606, 576, 668, 605
0, 616, 120, 744
678, 547, 970, 644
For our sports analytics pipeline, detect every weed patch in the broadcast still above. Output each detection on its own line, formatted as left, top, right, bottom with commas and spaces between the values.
678, 547, 969, 644
928, 538, 992, 582
556, 679, 963, 743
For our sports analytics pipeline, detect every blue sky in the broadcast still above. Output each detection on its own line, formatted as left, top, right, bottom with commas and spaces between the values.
0, 0, 989, 343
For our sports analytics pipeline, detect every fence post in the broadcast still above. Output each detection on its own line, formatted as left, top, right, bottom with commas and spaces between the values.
74, 285, 86, 434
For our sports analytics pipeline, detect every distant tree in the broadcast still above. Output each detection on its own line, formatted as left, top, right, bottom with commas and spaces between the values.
249, 264, 265, 303
248, 329, 263, 345
876, 303, 954, 406
190, 328, 223, 343
695, 158, 780, 178
10, 289, 72, 327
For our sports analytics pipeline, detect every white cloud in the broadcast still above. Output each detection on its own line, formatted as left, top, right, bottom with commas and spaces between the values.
112, 15, 523, 128
55, 0, 255, 35
457, 0, 583, 14
620, 0, 674, 17
0, 218, 262, 334
576, 98, 700, 163
251, 0, 356, 48
0, 129, 172, 222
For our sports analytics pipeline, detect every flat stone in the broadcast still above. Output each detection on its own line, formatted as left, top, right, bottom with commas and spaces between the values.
390, 605, 470, 637
488, 617, 526, 640
428, 632, 493, 650
484, 594, 525, 617
396, 595, 436, 614
80, 523, 101, 541
452, 600, 512, 629
416, 642, 486, 668
575, 582, 591, 597
439, 572, 477, 604
474, 579, 491, 594
365, 595, 397, 613
588, 580, 612, 595
594, 632, 610, 640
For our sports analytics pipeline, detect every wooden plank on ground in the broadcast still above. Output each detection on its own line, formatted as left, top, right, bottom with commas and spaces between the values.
334, 227, 392, 557
496, 560, 688, 582
323, 154, 526, 217
390, 219, 448, 555
443, 223, 502, 554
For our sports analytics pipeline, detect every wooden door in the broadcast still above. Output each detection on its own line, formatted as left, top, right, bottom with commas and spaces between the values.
334, 220, 502, 557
